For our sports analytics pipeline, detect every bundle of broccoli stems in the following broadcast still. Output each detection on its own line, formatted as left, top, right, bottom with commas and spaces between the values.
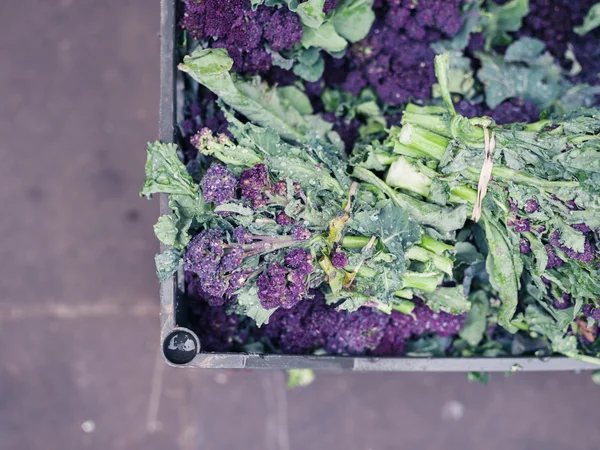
146, 49, 600, 361
352, 54, 600, 361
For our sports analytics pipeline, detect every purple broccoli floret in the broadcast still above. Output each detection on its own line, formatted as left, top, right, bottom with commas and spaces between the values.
263, 8, 303, 52
546, 245, 565, 269
411, 299, 467, 337
509, 218, 531, 233
331, 250, 349, 269
184, 229, 246, 298
524, 198, 540, 214
553, 293, 572, 310
257, 254, 313, 310
572, 223, 592, 233
233, 226, 253, 244
200, 163, 238, 206
276, 212, 294, 226
240, 164, 270, 208
487, 98, 540, 125
181, 1, 303, 75
549, 230, 595, 264
583, 304, 594, 318
291, 226, 311, 241
325, 308, 389, 354
520, 237, 531, 255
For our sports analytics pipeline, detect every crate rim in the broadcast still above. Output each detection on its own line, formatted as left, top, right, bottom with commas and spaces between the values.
157, 0, 597, 372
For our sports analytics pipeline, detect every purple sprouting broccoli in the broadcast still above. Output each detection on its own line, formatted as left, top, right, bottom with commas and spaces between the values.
261, 293, 466, 356
549, 230, 595, 264
487, 98, 540, 125
455, 100, 485, 118
257, 249, 314, 309
240, 164, 270, 208
324, 0, 463, 105
524, 198, 540, 214
185, 228, 313, 304
184, 229, 244, 298
411, 299, 467, 337
520, 237, 531, 255
323, 0, 339, 14
508, 218, 531, 233
263, 8, 303, 52
200, 163, 238, 206
181, 0, 303, 75
324, 308, 390, 354
291, 226, 311, 241
583, 304, 595, 318
233, 226, 253, 245
553, 293, 572, 310
276, 212, 294, 226
331, 250, 349, 269
545, 245, 565, 269
572, 223, 592, 233
505, 0, 598, 78
507, 197, 519, 212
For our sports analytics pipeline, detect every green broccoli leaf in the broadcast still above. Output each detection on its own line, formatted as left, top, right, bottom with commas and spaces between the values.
179, 48, 332, 142
301, 21, 347, 53
234, 285, 278, 327
351, 202, 421, 262
278, 86, 314, 115
295, 0, 326, 28
575, 3, 600, 35
459, 290, 489, 346
481, 0, 529, 50
155, 248, 183, 282
140, 142, 198, 198
293, 56, 325, 82
423, 286, 471, 315
525, 305, 579, 355
331, 0, 375, 43
477, 39, 562, 109
482, 216, 522, 333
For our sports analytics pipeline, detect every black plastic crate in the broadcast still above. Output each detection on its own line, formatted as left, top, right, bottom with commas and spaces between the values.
157, 0, 597, 371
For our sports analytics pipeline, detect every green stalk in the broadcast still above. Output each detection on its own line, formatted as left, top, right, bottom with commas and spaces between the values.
385, 156, 433, 197
420, 235, 454, 255
398, 123, 449, 160
353, 166, 468, 233
524, 119, 553, 132
401, 271, 442, 292
341, 235, 373, 249
402, 111, 453, 138
390, 299, 416, 317
405, 246, 453, 276
465, 166, 579, 189
405, 103, 448, 115
393, 289, 414, 300
448, 185, 478, 204
434, 53, 456, 115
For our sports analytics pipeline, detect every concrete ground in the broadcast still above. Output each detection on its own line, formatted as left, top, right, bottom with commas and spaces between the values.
1, 1, 599, 449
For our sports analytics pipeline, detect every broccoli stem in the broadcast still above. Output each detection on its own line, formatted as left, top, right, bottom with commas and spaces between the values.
401, 272, 442, 292
420, 235, 454, 255
405, 103, 448, 115
448, 185, 478, 204
397, 123, 449, 160
405, 246, 453, 275
402, 111, 453, 138
465, 166, 579, 189
341, 236, 372, 249
390, 299, 416, 316
385, 156, 433, 197
353, 166, 467, 233
393, 289, 414, 300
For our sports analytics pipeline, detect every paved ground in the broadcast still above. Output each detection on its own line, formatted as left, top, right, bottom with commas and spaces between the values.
1, 1, 600, 449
